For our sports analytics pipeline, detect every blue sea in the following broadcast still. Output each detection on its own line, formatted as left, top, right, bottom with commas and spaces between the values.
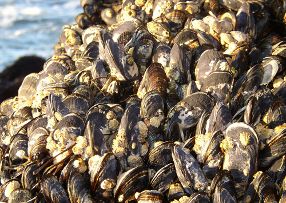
0, 0, 82, 72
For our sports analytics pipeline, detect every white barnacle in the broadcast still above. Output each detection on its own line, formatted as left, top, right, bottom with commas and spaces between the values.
100, 179, 116, 190
5, 181, 20, 198
16, 150, 26, 159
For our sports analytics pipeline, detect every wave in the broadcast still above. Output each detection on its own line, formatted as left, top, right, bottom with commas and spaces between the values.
0, 0, 81, 71
0, 5, 42, 28
21, 6, 42, 16
0, 6, 17, 27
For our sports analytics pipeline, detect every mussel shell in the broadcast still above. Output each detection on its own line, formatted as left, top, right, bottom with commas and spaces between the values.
89, 152, 119, 192
152, 43, 171, 68
137, 63, 169, 99
28, 127, 49, 161
103, 29, 139, 81
168, 43, 191, 84
67, 171, 95, 203
81, 41, 99, 60
197, 30, 221, 50
112, 100, 144, 163
18, 73, 39, 101
193, 131, 224, 178
101, 8, 117, 26
206, 102, 232, 134
267, 155, 286, 185
201, 71, 233, 102
210, 171, 237, 203
244, 96, 261, 126
112, 21, 140, 43
259, 129, 286, 168
9, 134, 28, 165
172, 145, 208, 192
53, 113, 85, 136
189, 192, 210, 202
75, 13, 93, 30
150, 163, 177, 193
167, 182, 185, 201
41, 176, 70, 203
62, 95, 89, 116
114, 166, 148, 202
222, 122, 259, 197
244, 171, 278, 202
195, 49, 228, 82
0, 98, 15, 117
260, 56, 283, 85
0, 115, 9, 145
235, 2, 255, 37
141, 90, 164, 120
136, 190, 163, 203
21, 162, 38, 191
166, 92, 215, 141
27, 116, 48, 136
173, 29, 197, 46
81, 25, 104, 46
148, 141, 174, 169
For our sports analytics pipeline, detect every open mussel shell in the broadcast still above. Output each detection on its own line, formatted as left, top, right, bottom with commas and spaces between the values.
114, 166, 148, 202
171, 144, 208, 193
221, 122, 259, 197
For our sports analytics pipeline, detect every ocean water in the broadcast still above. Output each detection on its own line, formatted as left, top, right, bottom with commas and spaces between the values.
0, 0, 82, 72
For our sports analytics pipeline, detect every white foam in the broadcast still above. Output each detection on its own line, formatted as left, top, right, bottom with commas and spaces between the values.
21, 6, 42, 16
0, 5, 17, 27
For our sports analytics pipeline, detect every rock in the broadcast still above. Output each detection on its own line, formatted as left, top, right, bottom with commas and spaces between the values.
0, 55, 45, 102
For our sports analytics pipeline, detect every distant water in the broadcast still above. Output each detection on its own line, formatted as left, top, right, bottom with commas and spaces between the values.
0, 0, 82, 72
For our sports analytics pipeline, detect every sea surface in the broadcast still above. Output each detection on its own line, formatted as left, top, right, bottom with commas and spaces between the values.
0, 0, 82, 72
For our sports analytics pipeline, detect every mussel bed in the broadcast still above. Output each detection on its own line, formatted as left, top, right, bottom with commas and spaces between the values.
1, 0, 286, 202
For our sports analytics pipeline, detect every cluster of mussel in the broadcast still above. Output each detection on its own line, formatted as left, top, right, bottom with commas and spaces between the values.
1, 0, 286, 202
